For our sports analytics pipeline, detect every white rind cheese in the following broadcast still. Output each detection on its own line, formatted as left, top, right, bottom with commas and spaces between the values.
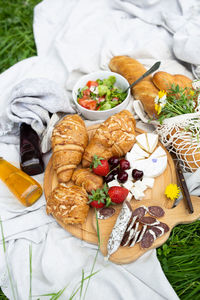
147, 133, 158, 153
149, 146, 166, 159
136, 133, 149, 152
130, 143, 149, 158
131, 156, 167, 178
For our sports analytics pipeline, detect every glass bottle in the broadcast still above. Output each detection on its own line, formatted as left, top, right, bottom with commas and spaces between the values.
20, 123, 44, 176
0, 157, 43, 206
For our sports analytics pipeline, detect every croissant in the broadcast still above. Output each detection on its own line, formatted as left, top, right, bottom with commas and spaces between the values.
51, 114, 88, 182
153, 71, 192, 91
82, 110, 136, 167
46, 183, 89, 225
72, 168, 103, 192
109, 56, 159, 117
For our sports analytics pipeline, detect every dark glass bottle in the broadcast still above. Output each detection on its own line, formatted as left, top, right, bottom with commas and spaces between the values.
20, 123, 44, 175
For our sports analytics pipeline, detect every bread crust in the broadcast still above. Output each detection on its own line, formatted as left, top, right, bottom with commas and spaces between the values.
72, 168, 103, 192
51, 114, 88, 182
82, 110, 136, 167
153, 71, 192, 91
46, 184, 89, 225
109, 56, 159, 117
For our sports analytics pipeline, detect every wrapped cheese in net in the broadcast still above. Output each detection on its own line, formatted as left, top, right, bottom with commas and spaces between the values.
155, 112, 200, 172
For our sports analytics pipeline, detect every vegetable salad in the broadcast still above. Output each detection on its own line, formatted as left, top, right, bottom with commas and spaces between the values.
77, 76, 127, 111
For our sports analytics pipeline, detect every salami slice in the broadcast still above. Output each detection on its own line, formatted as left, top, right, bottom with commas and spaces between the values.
107, 201, 132, 258
121, 231, 130, 246
148, 206, 165, 218
137, 225, 147, 243
140, 216, 160, 226
123, 228, 135, 247
140, 230, 154, 248
129, 230, 141, 247
150, 226, 163, 237
126, 215, 137, 232
132, 207, 147, 219
97, 207, 115, 220
157, 222, 170, 233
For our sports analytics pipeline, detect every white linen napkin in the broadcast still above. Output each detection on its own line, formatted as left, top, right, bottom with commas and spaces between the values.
0, 78, 75, 153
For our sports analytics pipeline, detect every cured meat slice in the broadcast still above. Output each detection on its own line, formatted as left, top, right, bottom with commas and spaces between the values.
129, 230, 141, 247
137, 225, 147, 243
121, 230, 131, 246
107, 201, 132, 258
140, 230, 154, 248
149, 229, 157, 241
123, 228, 135, 247
150, 226, 163, 237
157, 222, 170, 233
126, 215, 137, 232
148, 206, 165, 218
132, 207, 147, 219
140, 216, 160, 226
97, 207, 115, 220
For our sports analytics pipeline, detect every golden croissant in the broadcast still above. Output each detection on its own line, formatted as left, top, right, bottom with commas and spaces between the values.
82, 110, 136, 167
72, 168, 103, 192
46, 183, 89, 225
51, 114, 88, 182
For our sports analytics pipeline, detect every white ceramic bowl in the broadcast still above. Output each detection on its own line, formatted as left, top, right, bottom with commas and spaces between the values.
72, 71, 130, 120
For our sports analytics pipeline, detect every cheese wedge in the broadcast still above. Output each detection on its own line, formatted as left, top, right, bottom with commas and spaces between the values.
131, 156, 167, 178
136, 133, 149, 152
130, 186, 145, 200
147, 133, 158, 153
149, 146, 166, 159
126, 151, 144, 163
130, 143, 149, 158
141, 177, 155, 188
108, 180, 121, 188
134, 180, 147, 192
123, 180, 134, 190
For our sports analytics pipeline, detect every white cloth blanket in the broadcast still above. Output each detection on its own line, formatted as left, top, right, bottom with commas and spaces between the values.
0, 0, 200, 299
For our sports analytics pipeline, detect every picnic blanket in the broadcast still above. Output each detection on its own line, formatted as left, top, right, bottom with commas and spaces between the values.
0, 0, 200, 299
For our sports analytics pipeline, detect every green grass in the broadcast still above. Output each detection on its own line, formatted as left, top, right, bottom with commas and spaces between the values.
0, 1, 200, 299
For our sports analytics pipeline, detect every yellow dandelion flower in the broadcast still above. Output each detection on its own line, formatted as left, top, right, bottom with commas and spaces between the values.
165, 184, 180, 201
190, 90, 194, 96
158, 90, 166, 99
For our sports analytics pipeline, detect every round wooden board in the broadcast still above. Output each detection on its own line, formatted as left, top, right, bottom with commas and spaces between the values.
44, 125, 200, 264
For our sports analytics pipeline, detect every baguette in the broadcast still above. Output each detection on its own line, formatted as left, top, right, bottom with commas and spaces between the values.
109, 56, 159, 117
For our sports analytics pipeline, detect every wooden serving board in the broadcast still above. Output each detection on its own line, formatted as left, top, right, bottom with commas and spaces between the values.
44, 125, 200, 264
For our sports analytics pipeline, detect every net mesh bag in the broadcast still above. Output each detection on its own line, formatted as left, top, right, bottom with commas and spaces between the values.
155, 112, 200, 173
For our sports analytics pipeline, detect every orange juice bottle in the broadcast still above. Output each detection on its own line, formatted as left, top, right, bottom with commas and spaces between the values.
0, 157, 43, 206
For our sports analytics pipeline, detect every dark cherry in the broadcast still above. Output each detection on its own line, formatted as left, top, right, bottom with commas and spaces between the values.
117, 171, 128, 183
119, 159, 130, 171
108, 156, 120, 168
132, 169, 144, 181
110, 168, 118, 176
104, 173, 114, 183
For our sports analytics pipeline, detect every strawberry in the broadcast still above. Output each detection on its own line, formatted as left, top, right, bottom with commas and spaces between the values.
88, 184, 111, 208
108, 186, 129, 204
92, 155, 109, 176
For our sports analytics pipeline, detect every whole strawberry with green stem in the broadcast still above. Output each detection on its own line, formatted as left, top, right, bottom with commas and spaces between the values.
91, 155, 109, 176
88, 184, 112, 208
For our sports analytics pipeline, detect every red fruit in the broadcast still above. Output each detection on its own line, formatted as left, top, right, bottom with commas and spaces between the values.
117, 171, 128, 183
108, 186, 129, 204
120, 159, 130, 170
92, 155, 109, 176
89, 201, 105, 209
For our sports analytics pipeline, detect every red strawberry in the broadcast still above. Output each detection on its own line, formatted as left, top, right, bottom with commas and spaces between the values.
108, 186, 129, 204
88, 184, 111, 208
89, 201, 105, 209
92, 155, 109, 176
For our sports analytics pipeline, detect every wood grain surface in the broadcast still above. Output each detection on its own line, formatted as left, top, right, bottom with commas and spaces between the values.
44, 125, 200, 264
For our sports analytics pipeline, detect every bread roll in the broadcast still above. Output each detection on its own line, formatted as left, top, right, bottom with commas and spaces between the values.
109, 56, 159, 117
72, 168, 103, 192
46, 184, 89, 225
82, 110, 136, 167
153, 72, 192, 91
51, 114, 88, 182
